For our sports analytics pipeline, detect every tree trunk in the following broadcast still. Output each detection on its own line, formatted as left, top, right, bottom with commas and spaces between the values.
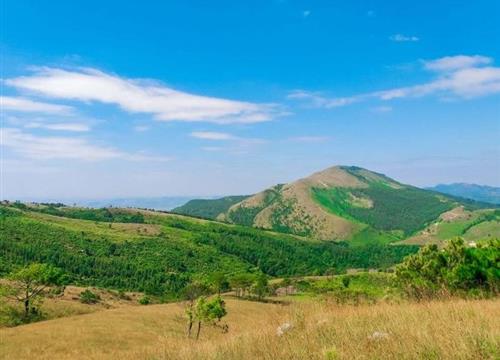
187, 320, 193, 337
195, 321, 201, 340
24, 298, 30, 317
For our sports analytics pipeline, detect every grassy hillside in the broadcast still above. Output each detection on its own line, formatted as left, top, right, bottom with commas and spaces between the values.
402, 207, 500, 245
0, 204, 417, 298
173, 195, 250, 219
1, 297, 498, 359
190, 166, 496, 243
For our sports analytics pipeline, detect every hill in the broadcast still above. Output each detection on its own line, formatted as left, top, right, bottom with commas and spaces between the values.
181, 166, 494, 242
400, 206, 500, 245
1, 297, 498, 359
427, 183, 500, 205
173, 195, 250, 219
0, 203, 416, 297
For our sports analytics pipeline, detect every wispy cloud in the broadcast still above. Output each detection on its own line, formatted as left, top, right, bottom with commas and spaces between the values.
1, 96, 73, 115
24, 122, 90, 132
303, 10, 311, 17
2, 128, 170, 162
288, 90, 360, 108
423, 55, 492, 71
389, 34, 419, 42
289, 55, 500, 109
6, 67, 280, 124
190, 131, 236, 140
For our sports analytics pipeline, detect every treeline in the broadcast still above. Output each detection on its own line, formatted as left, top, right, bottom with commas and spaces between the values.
10, 203, 146, 223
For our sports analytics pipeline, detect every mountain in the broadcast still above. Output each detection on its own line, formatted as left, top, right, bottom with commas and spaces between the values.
172, 195, 250, 219
178, 166, 493, 242
426, 183, 500, 205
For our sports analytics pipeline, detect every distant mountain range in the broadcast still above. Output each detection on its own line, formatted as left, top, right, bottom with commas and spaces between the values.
426, 183, 500, 205
6, 196, 213, 211
174, 166, 496, 242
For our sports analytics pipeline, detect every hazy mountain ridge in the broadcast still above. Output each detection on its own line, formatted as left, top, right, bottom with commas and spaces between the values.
427, 183, 500, 205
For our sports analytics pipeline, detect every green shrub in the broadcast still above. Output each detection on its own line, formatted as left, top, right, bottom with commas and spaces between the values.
138, 295, 151, 305
79, 289, 100, 304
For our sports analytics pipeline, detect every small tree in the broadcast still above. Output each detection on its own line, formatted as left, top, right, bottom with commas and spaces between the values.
209, 272, 229, 295
193, 295, 227, 340
229, 273, 255, 297
252, 273, 269, 300
183, 281, 211, 337
5, 263, 64, 318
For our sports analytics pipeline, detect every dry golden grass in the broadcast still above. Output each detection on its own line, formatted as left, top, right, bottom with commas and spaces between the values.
1, 298, 498, 360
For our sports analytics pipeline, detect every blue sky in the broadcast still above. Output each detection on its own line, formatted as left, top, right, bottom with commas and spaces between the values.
1, 0, 499, 199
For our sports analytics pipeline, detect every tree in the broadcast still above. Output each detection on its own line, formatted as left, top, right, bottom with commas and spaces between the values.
193, 295, 227, 340
229, 273, 255, 297
209, 272, 229, 295
252, 273, 269, 300
5, 264, 65, 318
183, 281, 211, 337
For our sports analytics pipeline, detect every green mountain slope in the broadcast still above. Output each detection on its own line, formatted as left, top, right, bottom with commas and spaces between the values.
172, 195, 250, 219
0, 203, 417, 298
185, 166, 496, 242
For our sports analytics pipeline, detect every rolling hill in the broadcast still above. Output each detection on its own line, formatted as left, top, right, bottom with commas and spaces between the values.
173, 195, 250, 219
175, 166, 496, 242
427, 183, 500, 205
0, 203, 417, 298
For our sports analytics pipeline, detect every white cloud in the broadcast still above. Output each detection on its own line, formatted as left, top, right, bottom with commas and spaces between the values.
2, 128, 170, 162
24, 122, 90, 132
390, 34, 419, 42
289, 55, 500, 108
423, 55, 492, 72
6, 67, 279, 124
1, 96, 73, 115
190, 131, 236, 140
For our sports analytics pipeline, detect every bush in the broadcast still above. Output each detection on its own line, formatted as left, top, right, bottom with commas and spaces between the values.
79, 289, 100, 304
396, 238, 500, 298
138, 295, 151, 305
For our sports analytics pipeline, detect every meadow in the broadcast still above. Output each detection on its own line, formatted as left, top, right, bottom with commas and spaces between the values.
1, 297, 498, 359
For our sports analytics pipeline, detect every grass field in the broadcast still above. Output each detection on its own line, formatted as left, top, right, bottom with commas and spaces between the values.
1, 298, 498, 359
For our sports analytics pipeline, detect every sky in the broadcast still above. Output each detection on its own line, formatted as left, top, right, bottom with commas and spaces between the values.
1, 0, 499, 200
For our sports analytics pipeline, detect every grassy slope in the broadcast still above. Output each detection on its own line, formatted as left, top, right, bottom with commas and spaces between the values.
402, 209, 500, 245
1, 298, 498, 360
172, 195, 250, 219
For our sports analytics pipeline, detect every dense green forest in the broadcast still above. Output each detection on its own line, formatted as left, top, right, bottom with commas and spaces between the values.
172, 195, 250, 219
312, 184, 454, 235
0, 204, 417, 299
